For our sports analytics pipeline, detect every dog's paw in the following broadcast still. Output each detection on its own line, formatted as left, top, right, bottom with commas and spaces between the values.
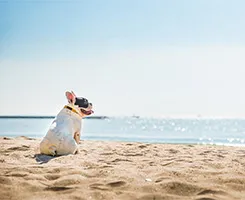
74, 149, 80, 155
49, 146, 57, 156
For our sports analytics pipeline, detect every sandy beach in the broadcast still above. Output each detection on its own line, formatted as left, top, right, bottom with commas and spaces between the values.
0, 136, 245, 200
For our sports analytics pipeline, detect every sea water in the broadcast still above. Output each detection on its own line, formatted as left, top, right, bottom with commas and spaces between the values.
0, 117, 245, 146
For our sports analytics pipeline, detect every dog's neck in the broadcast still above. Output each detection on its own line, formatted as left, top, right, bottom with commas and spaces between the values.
65, 104, 86, 118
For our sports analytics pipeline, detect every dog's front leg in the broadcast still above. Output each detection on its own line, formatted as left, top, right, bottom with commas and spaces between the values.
73, 132, 81, 154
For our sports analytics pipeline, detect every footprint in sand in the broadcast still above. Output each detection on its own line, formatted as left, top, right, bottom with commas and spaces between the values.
106, 181, 126, 187
111, 158, 133, 163
167, 149, 180, 154
197, 189, 227, 196
44, 174, 61, 181
6, 145, 30, 152
155, 176, 170, 183
5, 172, 29, 177
44, 186, 72, 191
90, 181, 126, 190
138, 144, 149, 149
89, 183, 109, 190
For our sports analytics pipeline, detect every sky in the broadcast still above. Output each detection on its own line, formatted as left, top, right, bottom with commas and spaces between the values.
1, 0, 245, 117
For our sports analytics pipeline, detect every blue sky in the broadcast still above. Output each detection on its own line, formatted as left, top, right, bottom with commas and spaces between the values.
1, 0, 245, 117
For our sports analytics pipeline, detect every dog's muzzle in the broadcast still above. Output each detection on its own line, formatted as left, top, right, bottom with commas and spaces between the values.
80, 108, 94, 115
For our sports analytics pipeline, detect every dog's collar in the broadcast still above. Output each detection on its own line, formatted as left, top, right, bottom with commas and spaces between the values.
64, 105, 80, 116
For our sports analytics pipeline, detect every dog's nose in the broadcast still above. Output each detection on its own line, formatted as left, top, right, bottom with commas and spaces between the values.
89, 103, 93, 106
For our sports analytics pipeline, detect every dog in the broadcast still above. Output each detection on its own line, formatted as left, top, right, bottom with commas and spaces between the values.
40, 91, 93, 156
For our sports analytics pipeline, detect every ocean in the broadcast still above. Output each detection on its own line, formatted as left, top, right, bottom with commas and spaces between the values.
0, 117, 245, 146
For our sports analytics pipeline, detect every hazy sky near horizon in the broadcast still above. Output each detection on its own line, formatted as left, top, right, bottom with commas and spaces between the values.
1, 0, 245, 117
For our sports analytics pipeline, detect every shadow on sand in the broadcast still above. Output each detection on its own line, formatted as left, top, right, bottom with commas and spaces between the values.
34, 154, 59, 164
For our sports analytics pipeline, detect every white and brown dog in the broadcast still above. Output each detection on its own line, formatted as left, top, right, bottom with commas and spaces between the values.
40, 91, 93, 156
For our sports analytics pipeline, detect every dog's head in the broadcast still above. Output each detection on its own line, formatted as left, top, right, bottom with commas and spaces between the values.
65, 91, 94, 116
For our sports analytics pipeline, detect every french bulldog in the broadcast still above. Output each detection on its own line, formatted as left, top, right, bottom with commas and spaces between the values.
40, 91, 93, 156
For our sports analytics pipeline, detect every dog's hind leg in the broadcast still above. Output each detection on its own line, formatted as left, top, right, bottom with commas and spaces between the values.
49, 145, 57, 156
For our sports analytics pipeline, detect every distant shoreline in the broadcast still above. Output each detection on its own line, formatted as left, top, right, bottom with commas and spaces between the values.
0, 116, 109, 119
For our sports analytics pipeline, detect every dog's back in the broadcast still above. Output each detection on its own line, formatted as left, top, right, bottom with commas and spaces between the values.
40, 105, 82, 156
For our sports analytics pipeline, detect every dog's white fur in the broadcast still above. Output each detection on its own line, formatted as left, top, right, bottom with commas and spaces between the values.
39, 91, 92, 156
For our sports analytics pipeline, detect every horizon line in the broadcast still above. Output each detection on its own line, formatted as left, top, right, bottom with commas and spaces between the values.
1, 115, 245, 120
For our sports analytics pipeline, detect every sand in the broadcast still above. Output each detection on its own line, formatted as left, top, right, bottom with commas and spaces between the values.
0, 136, 245, 200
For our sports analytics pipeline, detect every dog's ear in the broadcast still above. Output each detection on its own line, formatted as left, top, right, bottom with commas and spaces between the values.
71, 91, 76, 97
65, 91, 76, 104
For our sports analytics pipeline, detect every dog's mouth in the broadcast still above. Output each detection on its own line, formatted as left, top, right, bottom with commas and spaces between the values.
80, 108, 94, 115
